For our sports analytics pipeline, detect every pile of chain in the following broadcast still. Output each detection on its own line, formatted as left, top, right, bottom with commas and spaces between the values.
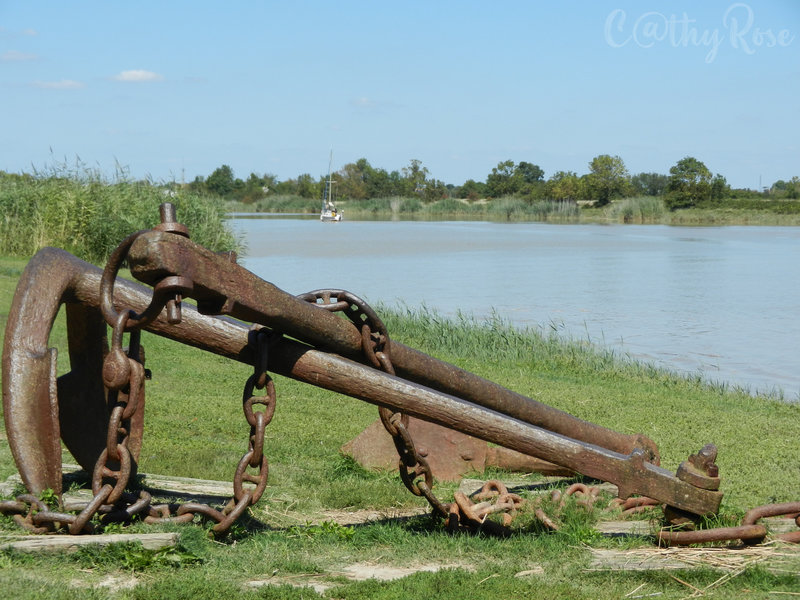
446, 480, 659, 535
444, 480, 800, 547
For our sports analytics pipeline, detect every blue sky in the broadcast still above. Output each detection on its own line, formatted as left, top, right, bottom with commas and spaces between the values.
1, 1, 798, 189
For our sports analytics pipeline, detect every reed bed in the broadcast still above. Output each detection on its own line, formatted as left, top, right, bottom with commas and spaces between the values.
0, 169, 240, 263
229, 194, 318, 214
606, 196, 667, 223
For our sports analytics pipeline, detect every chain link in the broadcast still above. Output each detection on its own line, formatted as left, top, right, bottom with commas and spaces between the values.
152, 328, 277, 535
658, 501, 800, 546
299, 289, 450, 518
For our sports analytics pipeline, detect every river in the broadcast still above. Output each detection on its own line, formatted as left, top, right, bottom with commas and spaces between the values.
231, 216, 800, 399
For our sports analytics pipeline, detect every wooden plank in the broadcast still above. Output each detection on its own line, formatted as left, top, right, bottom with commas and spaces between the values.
137, 473, 232, 499
0, 532, 178, 553
587, 546, 800, 574
458, 477, 618, 497
588, 548, 695, 571
596, 520, 653, 536
2, 466, 233, 503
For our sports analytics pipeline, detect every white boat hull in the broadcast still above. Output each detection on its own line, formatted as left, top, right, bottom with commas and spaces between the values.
321, 210, 342, 222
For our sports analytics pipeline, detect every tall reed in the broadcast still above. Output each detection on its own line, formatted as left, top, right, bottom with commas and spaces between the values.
238, 194, 317, 213
605, 196, 666, 223
0, 168, 240, 263
488, 197, 579, 221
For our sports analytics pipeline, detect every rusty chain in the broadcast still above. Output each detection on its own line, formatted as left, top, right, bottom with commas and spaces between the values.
144, 327, 276, 534
0, 308, 154, 534
0, 212, 275, 536
445, 479, 800, 546
657, 501, 800, 546
298, 289, 450, 518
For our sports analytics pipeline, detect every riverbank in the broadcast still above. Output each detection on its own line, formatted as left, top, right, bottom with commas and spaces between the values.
227, 195, 800, 226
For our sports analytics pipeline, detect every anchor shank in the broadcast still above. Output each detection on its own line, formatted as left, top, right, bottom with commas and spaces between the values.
127, 231, 659, 461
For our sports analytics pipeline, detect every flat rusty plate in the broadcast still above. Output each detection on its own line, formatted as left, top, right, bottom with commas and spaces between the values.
341, 417, 574, 481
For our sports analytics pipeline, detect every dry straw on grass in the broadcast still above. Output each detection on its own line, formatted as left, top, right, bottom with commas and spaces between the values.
588, 542, 800, 573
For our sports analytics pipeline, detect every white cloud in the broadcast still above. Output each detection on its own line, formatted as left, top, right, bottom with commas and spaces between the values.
32, 79, 84, 90
350, 96, 400, 112
352, 96, 376, 108
1, 50, 38, 62
21, 28, 38, 36
112, 69, 164, 82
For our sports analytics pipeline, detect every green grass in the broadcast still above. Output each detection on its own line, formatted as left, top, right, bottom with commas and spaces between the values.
1, 255, 799, 598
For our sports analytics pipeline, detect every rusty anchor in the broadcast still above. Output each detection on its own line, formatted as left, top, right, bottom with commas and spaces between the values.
2, 203, 725, 535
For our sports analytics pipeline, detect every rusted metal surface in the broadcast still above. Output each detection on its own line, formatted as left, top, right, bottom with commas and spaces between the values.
268, 343, 722, 515
486, 445, 574, 476
657, 524, 768, 547
341, 418, 489, 481
742, 502, 800, 544
3, 249, 123, 496
341, 417, 574, 480
655, 502, 800, 546
125, 229, 660, 464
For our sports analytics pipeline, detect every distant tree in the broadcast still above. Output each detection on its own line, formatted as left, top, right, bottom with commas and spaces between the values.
423, 179, 448, 201
585, 155, 630, 206
710, 174, 730, 201
233, 173, 266, 204
459, 179, 488, 200
515, 161, 544, 184
772, 176, 800, 199
337, 160, 369, 199
486, 160, 521, 197
272, 178, 298, 195
188, 175, 206, 194
388, 170, 410, 196
364, 166, 394, 198
206, 164, 235, 197
546, 171, 584, 201
402, 159, 430, 197
789, 179, 800, 199
295, 173, 319, 199
664, 156, 712, 209
631, 172, 669, 196
515, 161, 545, 200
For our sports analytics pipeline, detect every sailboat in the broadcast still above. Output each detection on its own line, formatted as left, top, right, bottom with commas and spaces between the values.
320, 152, 342, 222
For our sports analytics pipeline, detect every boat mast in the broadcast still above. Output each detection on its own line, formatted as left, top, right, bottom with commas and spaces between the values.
326, 150, 334, 209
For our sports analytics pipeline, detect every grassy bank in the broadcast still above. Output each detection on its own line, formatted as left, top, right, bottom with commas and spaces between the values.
229, 194, 800, 225
1, 255, 799, 598
0, 170, 240, 263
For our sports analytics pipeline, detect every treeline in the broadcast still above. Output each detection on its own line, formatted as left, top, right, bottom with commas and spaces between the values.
188, 158, 447, 203
188, 154, 800, 211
